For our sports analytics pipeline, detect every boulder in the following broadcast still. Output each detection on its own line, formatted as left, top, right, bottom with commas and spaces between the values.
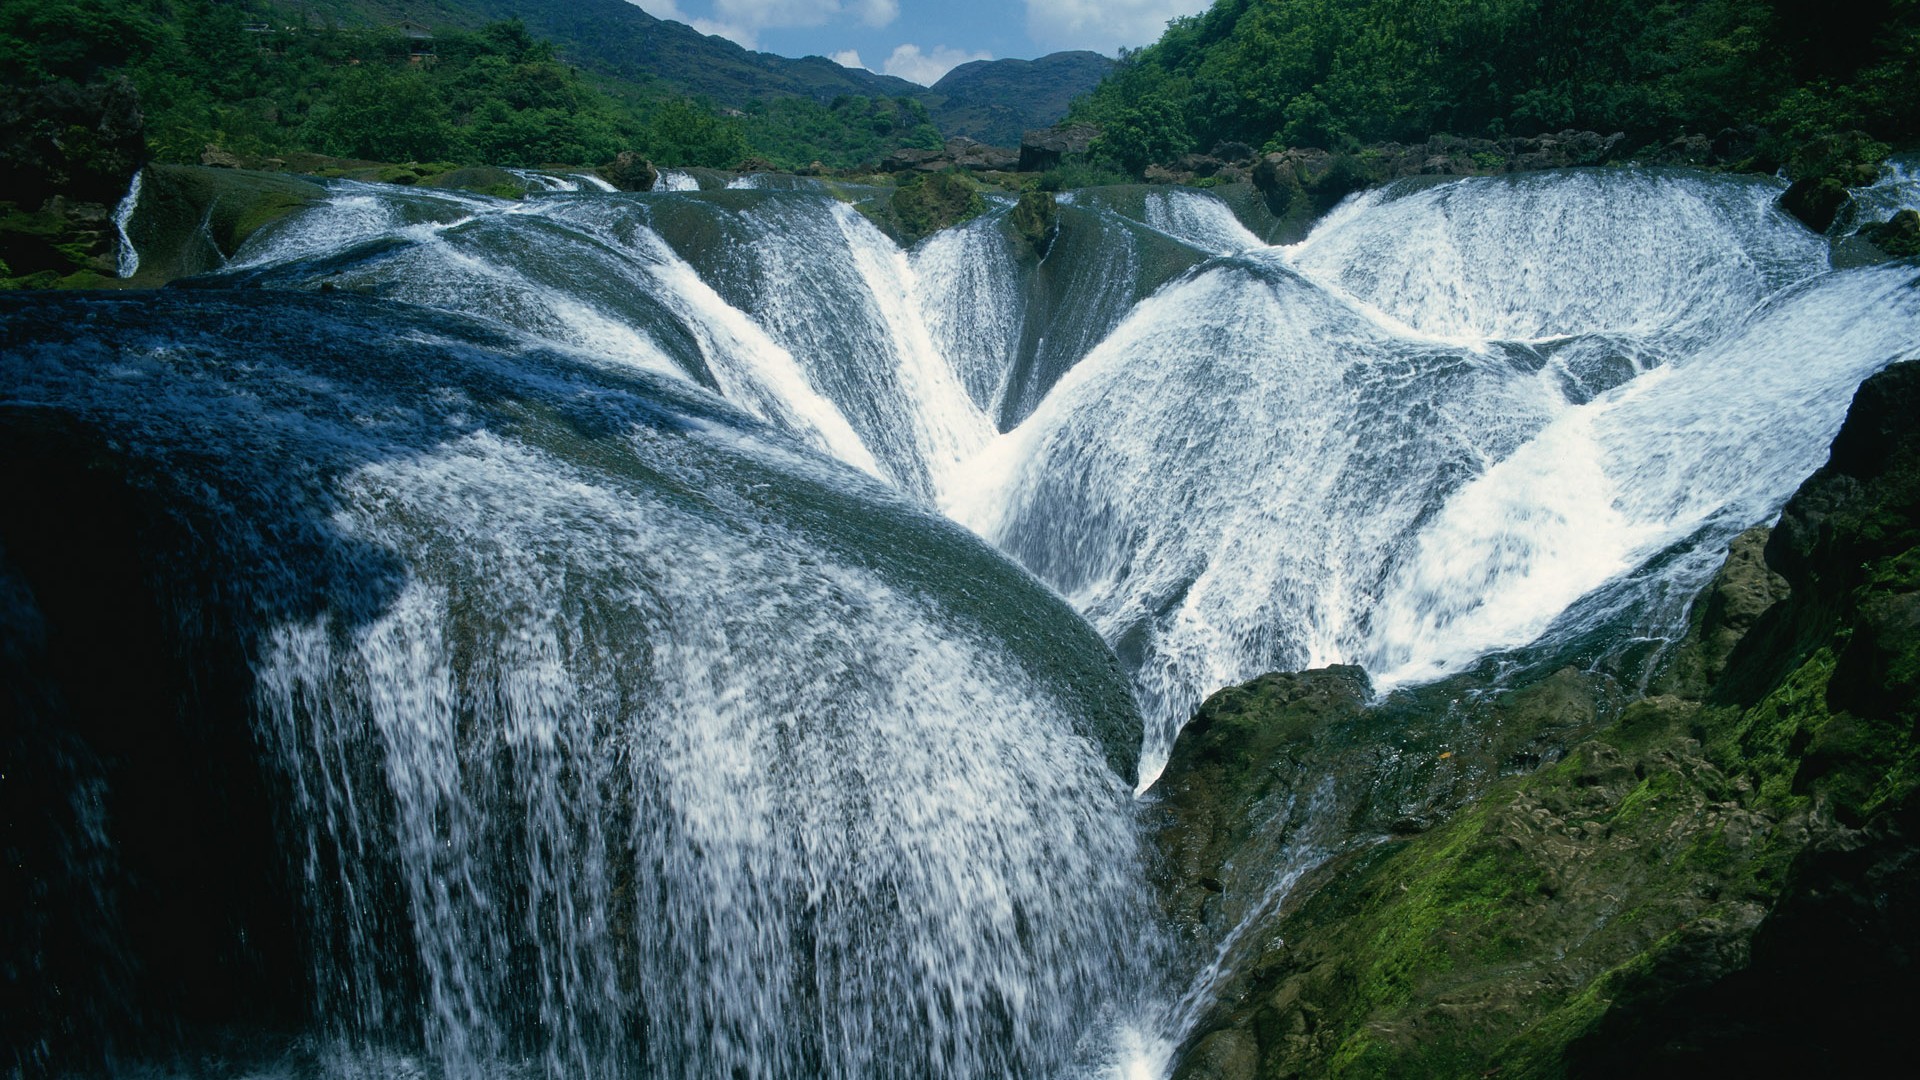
1009, 190, 1058, 257
1860, 208, 1920, 257
1781, 175, 1852, 232
1208, 141, 1254, 164
598, 151, 657, 192
945, 136, 1019, 172
881, 146, 947, 172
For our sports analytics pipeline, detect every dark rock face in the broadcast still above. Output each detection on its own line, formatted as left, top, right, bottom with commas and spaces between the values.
1157, 361, 1920, 1078
1018, 123, 1099, 172
1781, 175, 1852, 232
600, 150, 658, 192
0, 78, 147, 208
0, 78, 147, 286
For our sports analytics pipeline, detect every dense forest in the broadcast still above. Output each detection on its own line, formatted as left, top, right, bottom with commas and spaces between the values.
1074, 0, 1920, 172
0, 0, 941, 169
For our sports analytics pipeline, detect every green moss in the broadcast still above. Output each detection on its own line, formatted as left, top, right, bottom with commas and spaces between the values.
888, 171, 986, 246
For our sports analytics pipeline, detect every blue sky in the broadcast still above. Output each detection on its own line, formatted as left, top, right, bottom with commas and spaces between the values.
627, 1, 1214, 84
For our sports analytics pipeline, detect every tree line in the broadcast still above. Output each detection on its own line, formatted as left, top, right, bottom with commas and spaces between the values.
0, 0, 941, 169
1072, 0, 1919, 173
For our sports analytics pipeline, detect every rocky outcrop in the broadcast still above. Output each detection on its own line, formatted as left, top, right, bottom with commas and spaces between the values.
116, 164, 326, 285
599, 150, 658, 192
1018, 123, 1099, 172
1009, 190, 1058, 257
1158, 361, 1920, 1078
861, 170, 987, 246
1, 78, 147, 288
881, 136, 1019, 174
1777, 130, 1890, 233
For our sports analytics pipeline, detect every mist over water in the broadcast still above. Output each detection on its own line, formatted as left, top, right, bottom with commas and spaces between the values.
9, 165, 1917, 1076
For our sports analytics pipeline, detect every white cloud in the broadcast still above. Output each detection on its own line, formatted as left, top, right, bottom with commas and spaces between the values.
1025, 0, 1211, 54
831, 49, 868, 70
881, 43, 992, 86
852, 0, 899, 27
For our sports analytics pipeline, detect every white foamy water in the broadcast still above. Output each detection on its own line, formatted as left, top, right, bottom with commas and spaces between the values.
1143, 188, 1264, 254
112, 167, 144, 279
2, 293, 1154, 1080
654, 169, 700, 192
151, 169, 1917, 788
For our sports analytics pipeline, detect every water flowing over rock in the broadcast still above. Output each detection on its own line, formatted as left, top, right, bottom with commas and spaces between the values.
9, 161, 1919, 1076
126, 166, 1920, 786
1, 291, 1148, 1078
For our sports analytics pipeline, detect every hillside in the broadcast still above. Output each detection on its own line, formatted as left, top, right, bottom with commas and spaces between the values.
267, 0, 927, 105
925, 51, 1114, 147
1072, 0, 1920, 174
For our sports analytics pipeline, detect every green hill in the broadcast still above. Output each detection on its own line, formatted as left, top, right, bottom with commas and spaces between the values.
1071, 0, 1920, 174
925, 51, 1115, 147
271, 0, 929, 105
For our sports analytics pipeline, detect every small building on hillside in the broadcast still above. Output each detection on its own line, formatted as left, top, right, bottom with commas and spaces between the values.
396, 20, 437, 65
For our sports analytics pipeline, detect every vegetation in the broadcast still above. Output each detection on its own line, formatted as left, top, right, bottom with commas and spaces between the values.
1072, 0, 1920, 173
877, 171, 987, 246
0, 0, 940, 171
1156, 364, 1920, 1078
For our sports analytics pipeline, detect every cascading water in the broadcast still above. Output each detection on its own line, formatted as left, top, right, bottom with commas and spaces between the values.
9, 161, 1918, 1077
110, 167, 144, 280
136, 164, 1920, 785
1, 291, 1151, 1078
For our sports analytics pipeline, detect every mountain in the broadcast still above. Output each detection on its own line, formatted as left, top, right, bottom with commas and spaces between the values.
275, 0, 1103, 142
925, 51, 1116, 146
273, 0, 926, 104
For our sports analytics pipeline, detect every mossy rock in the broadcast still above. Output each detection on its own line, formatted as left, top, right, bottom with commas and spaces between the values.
1160, 364, 1920, 1078
1860, 209, 1920, 258
888, 171, 987, 246
1009, 191, 1058, 256
425, 166, 527, 199
120, 164, 327, 285
1780, 175, 1852, 232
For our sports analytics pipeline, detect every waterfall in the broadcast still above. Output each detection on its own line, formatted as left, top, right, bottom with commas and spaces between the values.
1, 290, 1152, 1079
21, 163, 1916, 1074
111, 167, 144, 279
170, 167, 1920, 780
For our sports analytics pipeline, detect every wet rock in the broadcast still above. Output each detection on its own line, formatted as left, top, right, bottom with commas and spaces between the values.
1009, 190, 1058, 257
598, 150, 657, 192
886, 171, 986, 245
1859, 208, 1920, 257
1158, 364, 1920, 1078
1781, 175, 1852, 232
